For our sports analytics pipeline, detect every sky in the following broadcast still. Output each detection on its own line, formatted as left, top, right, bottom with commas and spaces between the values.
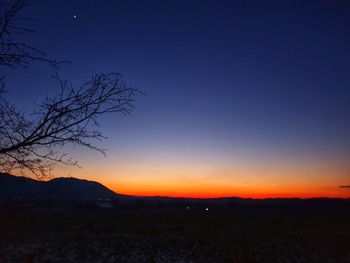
5, 0, 350, 198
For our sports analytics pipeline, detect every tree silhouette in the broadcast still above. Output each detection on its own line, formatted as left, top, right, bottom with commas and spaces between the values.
0, 1, 139, 179
0, 0, 64, 68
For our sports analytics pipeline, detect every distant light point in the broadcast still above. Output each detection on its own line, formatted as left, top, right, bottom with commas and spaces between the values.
73, 15, 77, 19
205, 208, 209, 211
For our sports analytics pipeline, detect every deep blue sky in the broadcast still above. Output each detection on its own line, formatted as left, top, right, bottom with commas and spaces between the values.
4, 0, 350, 197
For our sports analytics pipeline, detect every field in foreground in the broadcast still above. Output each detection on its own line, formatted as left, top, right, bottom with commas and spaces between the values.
0, 207, 349, 263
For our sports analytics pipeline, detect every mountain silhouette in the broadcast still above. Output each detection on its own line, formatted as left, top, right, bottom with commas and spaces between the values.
0, 173, 118, 201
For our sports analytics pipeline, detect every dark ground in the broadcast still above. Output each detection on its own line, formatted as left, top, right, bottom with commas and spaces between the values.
0, 203, 350, 263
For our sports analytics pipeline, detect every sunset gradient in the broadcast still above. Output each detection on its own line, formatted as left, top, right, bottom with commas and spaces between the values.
56, 149, 350, 198
7, 0, 350, 198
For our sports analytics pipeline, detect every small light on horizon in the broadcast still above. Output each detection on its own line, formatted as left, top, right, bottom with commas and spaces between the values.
205, 208, 209, 211
73, 15, 77, 19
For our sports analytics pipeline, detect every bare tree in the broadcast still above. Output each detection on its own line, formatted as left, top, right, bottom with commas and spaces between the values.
0, 1, 139, 179
0, 0, 64, 68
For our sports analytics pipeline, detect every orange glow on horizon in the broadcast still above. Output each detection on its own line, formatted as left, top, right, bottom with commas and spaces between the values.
112, 190, 350, 199
107, 183, 350, 199
54, 158, 350, 199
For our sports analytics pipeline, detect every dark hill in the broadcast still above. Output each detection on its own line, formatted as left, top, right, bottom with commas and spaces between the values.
0, 173, 118, 201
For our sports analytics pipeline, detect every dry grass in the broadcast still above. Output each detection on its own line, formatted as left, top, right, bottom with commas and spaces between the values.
0, 208, 349, 262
